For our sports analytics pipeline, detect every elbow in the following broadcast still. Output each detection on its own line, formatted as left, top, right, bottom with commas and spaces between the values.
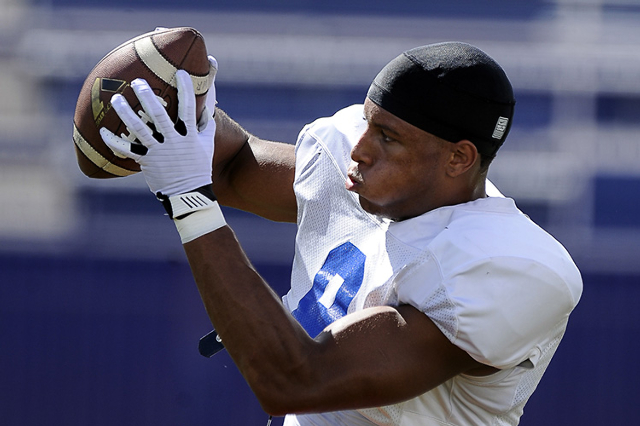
244, 380, 298, 417
259, 398, 292, 418
243, 356, 321, 417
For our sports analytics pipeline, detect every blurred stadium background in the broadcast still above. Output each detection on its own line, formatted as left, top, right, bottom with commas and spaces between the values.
1, 0, 639, 424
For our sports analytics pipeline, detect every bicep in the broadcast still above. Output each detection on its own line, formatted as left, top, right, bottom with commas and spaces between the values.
212, 113, 297, 223
278, 305, 484, 414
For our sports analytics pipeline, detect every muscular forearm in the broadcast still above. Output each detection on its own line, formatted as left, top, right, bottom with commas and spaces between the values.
183, 227, 318, 414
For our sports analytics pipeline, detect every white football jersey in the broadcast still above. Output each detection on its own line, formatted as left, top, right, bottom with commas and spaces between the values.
282, 105, 582, 426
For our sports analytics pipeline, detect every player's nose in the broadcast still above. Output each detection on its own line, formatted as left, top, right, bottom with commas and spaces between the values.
351, 128, 375, 164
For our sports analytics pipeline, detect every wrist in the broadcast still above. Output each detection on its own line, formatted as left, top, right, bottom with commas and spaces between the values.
157, 185, 227, 243
159, 185, 217, 219
174, 202, 227, 244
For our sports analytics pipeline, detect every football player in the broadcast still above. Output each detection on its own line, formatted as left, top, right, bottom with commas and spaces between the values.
101, 42, 582, 426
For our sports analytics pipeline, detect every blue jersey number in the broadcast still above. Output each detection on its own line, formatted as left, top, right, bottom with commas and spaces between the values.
292, 242, 366, 337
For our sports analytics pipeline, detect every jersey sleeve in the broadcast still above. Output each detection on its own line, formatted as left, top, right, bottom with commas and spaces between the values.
294, 104, 365, 181
397, 254, 579, 370
294, 123, 322, 181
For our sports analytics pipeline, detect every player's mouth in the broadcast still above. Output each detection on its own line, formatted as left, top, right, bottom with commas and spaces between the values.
346, 165, 363, 191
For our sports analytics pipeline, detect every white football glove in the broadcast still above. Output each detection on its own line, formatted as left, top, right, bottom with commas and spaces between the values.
100, 56, 218, 198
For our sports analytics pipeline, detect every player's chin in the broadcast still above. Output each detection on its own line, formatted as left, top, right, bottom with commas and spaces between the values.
358, 196, 408, 221
358, 196, 388, 218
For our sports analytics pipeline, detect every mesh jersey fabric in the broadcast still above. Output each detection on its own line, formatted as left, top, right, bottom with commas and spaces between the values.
283, 104, 582, 426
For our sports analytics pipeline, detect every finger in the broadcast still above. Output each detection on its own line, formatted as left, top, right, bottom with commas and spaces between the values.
208, 55, 218, 82
205, 56, 218, 114
198, 56, 218, 132
110, 93, 157, 147
100, 127, 144, 161
196, 105, 211, 132
176, 70, 197, 131
199, 110, 217, 142
130, 78, 175, 137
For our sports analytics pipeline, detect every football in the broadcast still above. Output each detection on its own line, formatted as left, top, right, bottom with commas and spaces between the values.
73, 27, 212, 178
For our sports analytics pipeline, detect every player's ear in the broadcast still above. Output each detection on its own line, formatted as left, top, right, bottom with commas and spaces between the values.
446, 140, 478, 178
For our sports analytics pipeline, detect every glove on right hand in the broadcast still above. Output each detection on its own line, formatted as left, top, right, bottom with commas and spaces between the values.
100, 56, 219, 199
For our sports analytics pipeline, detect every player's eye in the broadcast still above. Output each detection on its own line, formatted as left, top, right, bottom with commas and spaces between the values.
380, 130, 396, 143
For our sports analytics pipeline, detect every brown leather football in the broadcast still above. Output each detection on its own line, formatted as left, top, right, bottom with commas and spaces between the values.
73, 27, 212, 178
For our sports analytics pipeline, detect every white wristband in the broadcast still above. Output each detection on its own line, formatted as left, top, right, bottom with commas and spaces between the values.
174, 201, 227, 244
168, 190, 218, 219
